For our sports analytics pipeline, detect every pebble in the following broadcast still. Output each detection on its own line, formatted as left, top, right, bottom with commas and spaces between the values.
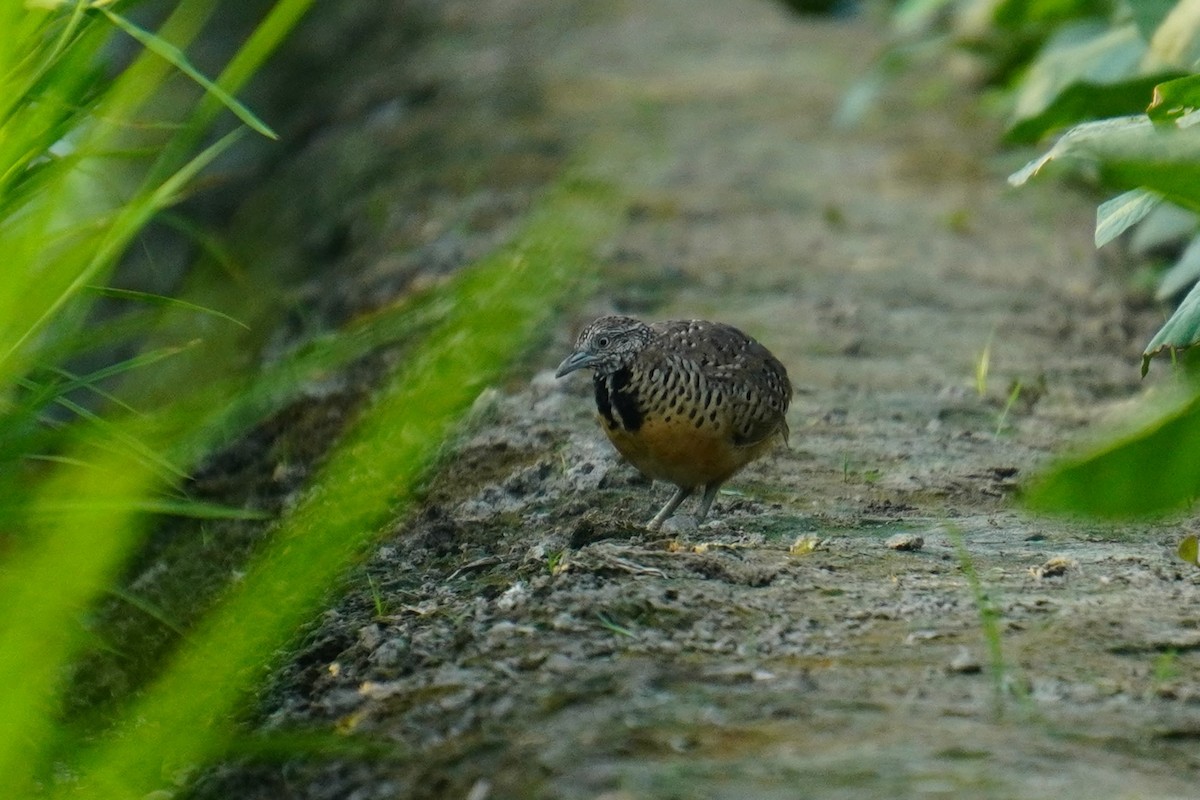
495, 581, 529, 611
661, 514, 698, 535
947, 647, 982, 674
885, 533, 924, 551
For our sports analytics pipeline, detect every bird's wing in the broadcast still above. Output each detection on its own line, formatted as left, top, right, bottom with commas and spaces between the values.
649, 320, 791, 446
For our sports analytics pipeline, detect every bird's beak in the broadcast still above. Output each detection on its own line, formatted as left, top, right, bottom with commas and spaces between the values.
555, 350, 596, 378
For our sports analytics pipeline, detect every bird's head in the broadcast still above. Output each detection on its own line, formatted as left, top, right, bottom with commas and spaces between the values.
555, 315, 653, 378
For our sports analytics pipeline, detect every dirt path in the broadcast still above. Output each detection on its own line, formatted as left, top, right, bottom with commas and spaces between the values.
202, 2, 1200, 798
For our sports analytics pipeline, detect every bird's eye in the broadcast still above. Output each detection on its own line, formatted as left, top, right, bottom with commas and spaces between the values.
596, 336, 610, 348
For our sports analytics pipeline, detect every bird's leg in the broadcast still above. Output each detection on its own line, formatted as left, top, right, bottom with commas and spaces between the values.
696, 482, 724, 522
647, 485, 693, 530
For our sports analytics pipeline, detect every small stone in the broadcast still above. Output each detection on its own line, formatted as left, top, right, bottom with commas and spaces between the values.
495, 581, 529, 611
905, 629, 943, 644
357, 624, 382, 650
465, 778, 492, 800
368, 637, 408, 668
947, 647, 982, 674
484, 620, 523, 647
885, 533, 924, 551
544, 652, 575, 672
661, 514, 698, 535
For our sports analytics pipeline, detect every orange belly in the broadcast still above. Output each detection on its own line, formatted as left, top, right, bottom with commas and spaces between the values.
601, 414, 773, 488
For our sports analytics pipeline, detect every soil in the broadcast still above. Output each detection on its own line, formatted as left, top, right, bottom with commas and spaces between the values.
178, 1, 1200, 798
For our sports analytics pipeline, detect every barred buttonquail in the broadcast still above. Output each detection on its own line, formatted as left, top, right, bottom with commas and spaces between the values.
556, 315, 791, 530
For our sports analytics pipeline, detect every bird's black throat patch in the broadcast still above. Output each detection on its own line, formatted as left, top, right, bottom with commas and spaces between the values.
593, 374, 615, 427
595, 368, 643, 431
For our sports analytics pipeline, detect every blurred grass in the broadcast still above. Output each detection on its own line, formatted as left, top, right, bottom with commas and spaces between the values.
0, 1, 314, 795
54, 174, 618, 799
0, 1, 619, 796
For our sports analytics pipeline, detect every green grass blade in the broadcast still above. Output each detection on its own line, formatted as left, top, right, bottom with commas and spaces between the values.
30, 498, 272, 521
0, 127, 245, 381
946, 525, 1012, 718
192, 0, 313, 134
85, 0, 215, 148
0, 4, 312, 786
139, 127, 247, 213
40, 393, 187, 481
143, 0, 314, 189
85, 286, 250, 330
57, 175, 619, 800
0, 448, 160, 797
97, 8, 277, 140
46, 368, 141, 415
11, 343, 195, 419
17, 350, 199, 421
104, 587, 186, 638
156, 212, 245, 280
51, 342, 197, 396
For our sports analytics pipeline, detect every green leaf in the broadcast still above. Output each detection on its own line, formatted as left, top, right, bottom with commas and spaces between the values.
1008, 114, 1152, 187
1009, 112, 1200, 215
891, 0, 957, 36
1130, 200, 1196, 255
1155, 233, 1200, 300
1148, 74, 1200, 122
1102, 157, 1200, 215
1179, 534, 1200, 566
1144, 275, 1200, 373
1009, 22, 1146, 133
1126, 0, 1181, 41
992, 0, 1111, 28
1024, 391, 1200, 516
1146, 0, 1200, 69
1006, 73, 1177, 144
1094, 188, 1162, 247
85, 286, 250, 330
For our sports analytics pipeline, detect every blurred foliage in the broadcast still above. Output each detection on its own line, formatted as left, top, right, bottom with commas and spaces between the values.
47, 176, 618, 800
0, 2, 621, 797
0, 1, 332, 796
0, 2, 623, 797
1023, 386, 1200, 516
879, 0, 1200, 515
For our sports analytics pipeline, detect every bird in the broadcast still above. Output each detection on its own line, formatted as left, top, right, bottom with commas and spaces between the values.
555, 315, 791, 530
